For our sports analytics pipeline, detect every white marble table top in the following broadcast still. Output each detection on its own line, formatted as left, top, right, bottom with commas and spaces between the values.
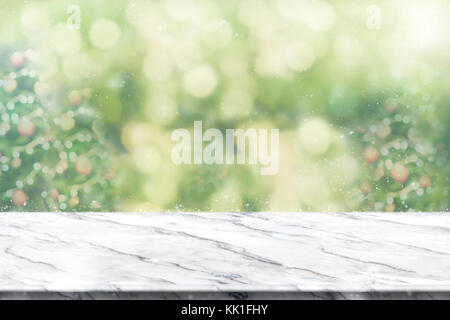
0, 211, 449, 292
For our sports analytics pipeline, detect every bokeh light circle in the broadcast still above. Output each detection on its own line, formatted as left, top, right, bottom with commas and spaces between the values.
298, 118, 332, 155
89, 19, 121, 49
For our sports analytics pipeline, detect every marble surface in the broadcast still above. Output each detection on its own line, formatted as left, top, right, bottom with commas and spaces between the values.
0, 211, 449, 292
2, 292, 450, 300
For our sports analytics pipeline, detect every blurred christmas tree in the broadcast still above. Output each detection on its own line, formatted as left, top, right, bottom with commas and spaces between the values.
354, 96, 449, 212
0, 49, 115, 212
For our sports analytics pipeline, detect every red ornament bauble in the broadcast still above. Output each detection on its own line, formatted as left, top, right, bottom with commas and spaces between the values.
391, 163, 408, 183
18, 118, 35, 137
10, 52, 24, 68
68, 90, 82, 106
12, 189, 29, 207
76, 156, 93, 175
385, 99, 398, 113
11, 158, 22, 169
49, 189, 60, 201
377, 124, 391, 139
360, 182, 372, 194
364, 146, 379, 163
419, 175, 431, 188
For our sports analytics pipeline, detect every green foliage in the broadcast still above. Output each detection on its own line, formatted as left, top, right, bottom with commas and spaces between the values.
1, 1, 449, 212
354, 96, 449, 212
0, 48, 114, 211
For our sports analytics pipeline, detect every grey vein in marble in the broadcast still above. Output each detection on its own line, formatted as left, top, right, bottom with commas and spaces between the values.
0, 212, 449, 291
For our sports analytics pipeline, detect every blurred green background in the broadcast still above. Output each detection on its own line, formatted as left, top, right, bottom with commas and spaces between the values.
0, 0, 449, 212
